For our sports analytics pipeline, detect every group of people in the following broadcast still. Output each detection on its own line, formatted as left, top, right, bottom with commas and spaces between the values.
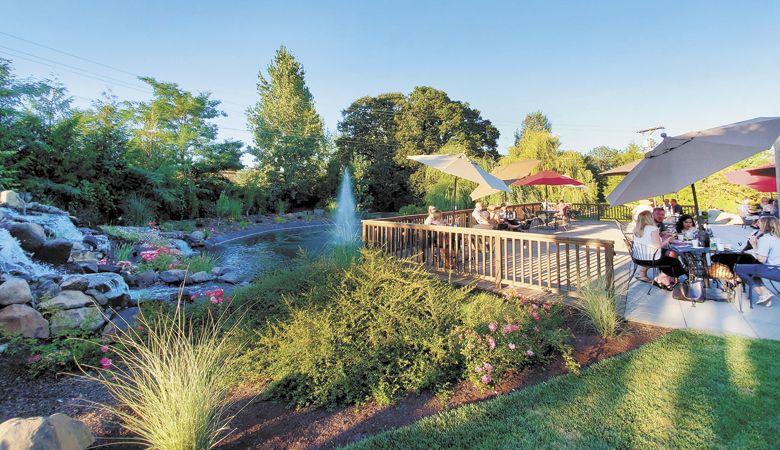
740, 196, 779, 224
470, 201, 533, 231
632, 205, 780, 306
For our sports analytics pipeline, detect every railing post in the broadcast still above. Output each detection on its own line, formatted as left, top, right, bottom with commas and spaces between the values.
494, 236, 503, 288
605, 241, 615, 289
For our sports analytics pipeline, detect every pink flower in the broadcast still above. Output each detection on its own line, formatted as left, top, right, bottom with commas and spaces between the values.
481, 373, 492, 385
542, 303, 551, 310
27, 354, 41, 364
204, 291, 213, 296
137, 325, 144, 331
502, 324, 519, 334
210, 296, 218, 304
488, 322, 497, 333
190, 294, 197, 300
100, 345, 109, 353
100, 357, 113, 369
475, 365, 483, 373
483, 362, 493, 372
488, 337, 496, 351
532, 303, 539, 310
214, 288, 224, 297
532, 312, 540, 321
217, 297, 223, 303
508, 343, 516, 350
526, 349, 534, 357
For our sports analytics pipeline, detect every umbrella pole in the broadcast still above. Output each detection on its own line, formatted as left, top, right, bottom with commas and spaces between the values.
453, 177, 458, 211
690, 183, 702, 228
545, 185, 549, 208
776, 146, 780, 200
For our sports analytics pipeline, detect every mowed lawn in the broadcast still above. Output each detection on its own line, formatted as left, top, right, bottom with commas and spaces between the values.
348, 331, 780, 449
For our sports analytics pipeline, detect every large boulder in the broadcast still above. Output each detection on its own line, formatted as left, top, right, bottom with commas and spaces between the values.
0, 304, 49, 338
82, 273, 130, 308
159, 269, 190, 284
38, 291, 94, 311
32, 279, 61, 304
8, 223, 46, 252
190, 271, 216, 283
219, 272, 242, 284
49, 306, 105, 334
0, 190, 24, 208
33, 239, 73, 265
0, 278, 33, 306
135, 270, 158, 288
59, 276, 89, 292
0, 413, 94, 450
102, 307, 140, 340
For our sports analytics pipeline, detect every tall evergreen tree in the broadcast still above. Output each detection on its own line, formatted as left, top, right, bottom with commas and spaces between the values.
513, 111, 552, 145
246, 46, 325, 205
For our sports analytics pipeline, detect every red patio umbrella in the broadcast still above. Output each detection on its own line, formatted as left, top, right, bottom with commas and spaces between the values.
725, 164, 777, 192
511, 170, 585, 204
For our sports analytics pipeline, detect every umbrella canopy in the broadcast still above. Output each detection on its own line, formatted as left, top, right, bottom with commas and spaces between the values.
600, 160, 640, 177
607, 117, 780, 207
468, 159, 540, 200
511, 170, 585, 188
407, 153, 510, 208
725, 165, 777, 192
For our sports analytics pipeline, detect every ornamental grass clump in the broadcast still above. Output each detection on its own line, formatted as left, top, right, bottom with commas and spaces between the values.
574, 278, 623, 338
82, 302, 238, 449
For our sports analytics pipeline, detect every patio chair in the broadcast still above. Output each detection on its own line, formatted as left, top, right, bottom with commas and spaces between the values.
734, 263, 780, 312
623, 235, 676, 296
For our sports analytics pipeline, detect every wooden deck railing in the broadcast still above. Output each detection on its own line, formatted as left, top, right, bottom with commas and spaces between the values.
362, 203, 615, 294
570, 203, 696, 221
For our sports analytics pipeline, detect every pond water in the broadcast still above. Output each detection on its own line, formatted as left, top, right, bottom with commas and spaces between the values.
130, 226, 335, 302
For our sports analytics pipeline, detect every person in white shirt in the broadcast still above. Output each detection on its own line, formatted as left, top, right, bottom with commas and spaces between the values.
424, 206, 444, 225
472, 202, 492, 228
734, 216, 780, 307
739, 198, 760, 227
632, 211, 685, 289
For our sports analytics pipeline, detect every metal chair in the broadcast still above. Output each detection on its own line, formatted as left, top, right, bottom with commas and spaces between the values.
623, 235, 675, 295
734, 263, 780, 312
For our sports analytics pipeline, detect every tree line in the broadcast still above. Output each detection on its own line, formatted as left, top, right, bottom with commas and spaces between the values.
0, 46, 767, 225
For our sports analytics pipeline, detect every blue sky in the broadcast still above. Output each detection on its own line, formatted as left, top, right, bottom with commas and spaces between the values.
2, 0, 779, 156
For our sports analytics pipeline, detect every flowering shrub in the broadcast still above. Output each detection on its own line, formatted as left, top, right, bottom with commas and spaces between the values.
189, 288, 231, 306
458, 291, 569, 386
137, 246, 179, 272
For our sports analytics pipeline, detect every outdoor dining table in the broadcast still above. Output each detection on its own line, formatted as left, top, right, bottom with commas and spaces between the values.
668, 242, 712, 301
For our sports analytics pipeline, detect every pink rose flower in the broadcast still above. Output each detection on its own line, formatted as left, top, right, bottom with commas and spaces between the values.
483, 362, 493, 372
481, 373, 492, 385
210, 296, 218, 304
488, 322, 497, 333
100, 345, 109, 353
190, 294, 197, 300
100, 357, 113, 369
543, 303, 551, 310
475, 365, 483, 373
532, 312, 540, 321
532, 303, 539, 309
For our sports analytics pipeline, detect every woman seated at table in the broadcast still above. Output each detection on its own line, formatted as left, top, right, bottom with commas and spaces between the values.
675, 214, 698, 241
490, 205, 522, 231
424, 205, 444, 225
734, 216, 780, 307
632, 211, 686, 289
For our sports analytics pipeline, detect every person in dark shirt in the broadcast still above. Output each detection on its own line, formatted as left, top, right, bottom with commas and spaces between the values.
670, 198, 683, 215
652, 207, 670, 235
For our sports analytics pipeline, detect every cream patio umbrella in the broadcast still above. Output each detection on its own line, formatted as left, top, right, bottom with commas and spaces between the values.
607, 117, 780, 217
407, 153, 510, 210
469, 159, 540, 200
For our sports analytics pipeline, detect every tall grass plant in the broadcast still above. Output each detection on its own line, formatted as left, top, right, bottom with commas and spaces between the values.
574, 279, 622, 338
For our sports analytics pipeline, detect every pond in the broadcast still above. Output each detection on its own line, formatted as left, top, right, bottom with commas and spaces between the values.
131, 226, 337, 302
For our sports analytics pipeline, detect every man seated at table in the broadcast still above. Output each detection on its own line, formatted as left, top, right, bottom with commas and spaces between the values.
555, 199, 569, 216
471, 202, 493, 229
652, 207, 672, 236
739, 198, 761, 227
670, 198, 683, 215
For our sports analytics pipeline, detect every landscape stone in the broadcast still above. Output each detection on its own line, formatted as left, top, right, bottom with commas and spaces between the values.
159, 269, 189, 284
49, 306, 105, 334
33, 239, 73, 265
218, 272, 242, 284
188, 230, 205, 241
9, 223, 46, 252
0, 413, 94, 450
84, 289, 108, 306
0, 277, 33, 306
211, 266, 225, 276
98, 263, 121, 273
79, 261, 98, 273
135, 270, 157, 288
0, 304, 49, 338
189, 271, 216, 283
0, 190, 24, 208
120, 270, 136, 287
83, 273, 130, 308
33, 279, 61, 304
101, 307, 140, 340
59, 276, 89, 292
39, 290, 94, 311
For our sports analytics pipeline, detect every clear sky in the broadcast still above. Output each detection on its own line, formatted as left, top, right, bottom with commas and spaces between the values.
2, 0, 779, 156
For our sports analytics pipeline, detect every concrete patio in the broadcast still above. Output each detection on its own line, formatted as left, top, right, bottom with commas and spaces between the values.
558, 220, 780, 340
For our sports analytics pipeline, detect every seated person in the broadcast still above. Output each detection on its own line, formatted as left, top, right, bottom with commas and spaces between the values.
670, 198, 683, 215
652, 207, 671, 235
555, 199, 570, 217
675, 214, 698, 241
734, 216, 780, 306
490, 205, 521, 231
632, 211, 686, 289
472, 202, 493, 229
501, 203, 532, 230
760, 196, 772, 214
711, 226, 760, 273
424, 206, 444, 225
662, 199, 673, 216
739, 198, 761, 226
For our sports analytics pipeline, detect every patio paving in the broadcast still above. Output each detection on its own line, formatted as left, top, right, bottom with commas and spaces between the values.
558, 221, 780, 340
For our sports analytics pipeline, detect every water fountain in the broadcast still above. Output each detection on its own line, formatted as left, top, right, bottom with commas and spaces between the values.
331, 168, 360, 246
1, 206, 83, 241
0, 228, 54, 276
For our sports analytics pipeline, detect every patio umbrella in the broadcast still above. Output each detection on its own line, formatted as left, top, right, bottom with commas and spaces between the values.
600, 160, 641, 177
511, 170, 585, 205
468, 159, 540, 200
407, 153, 510, 210
725, 164, 777, 192
607, 117, 780, 217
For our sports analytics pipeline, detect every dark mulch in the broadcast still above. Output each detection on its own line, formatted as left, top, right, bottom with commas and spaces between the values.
0, 321, 669, 450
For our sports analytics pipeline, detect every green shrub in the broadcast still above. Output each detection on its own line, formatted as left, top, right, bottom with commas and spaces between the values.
1, 330, 103, 378
275, 199, 287, 215
215, 192, 243, 222
239, 219, 250, 230
274, 215, 286, 224
101, 226, 145, 243
113, 243, 134, 262
160, 220, 196, 233
137, 252, 178, 272
82, 304, 237, 449
398, 204, 427, 216
574, 279, 622, 338
182, 254, 220, 274
123, 194, 157, 226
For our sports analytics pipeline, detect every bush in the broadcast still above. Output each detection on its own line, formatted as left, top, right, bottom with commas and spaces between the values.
275, 199, 287, 215
82, 303, 237, 449
112, 243, 134, 262
123, 194, 158, 226
137, 252, 178, 272
574, 279, 622, 338
182, 254, 220, 274
1, 330, 103, 378
399, 204, 427, 216
215, 192, 243, 222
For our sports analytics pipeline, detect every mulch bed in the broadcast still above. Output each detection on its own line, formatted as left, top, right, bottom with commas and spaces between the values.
0, 320, 670, 449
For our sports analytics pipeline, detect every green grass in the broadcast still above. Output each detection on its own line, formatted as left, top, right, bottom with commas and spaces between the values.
182, 254, 220, 274
347, 331, 780, 449
113, 242, 134, 262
